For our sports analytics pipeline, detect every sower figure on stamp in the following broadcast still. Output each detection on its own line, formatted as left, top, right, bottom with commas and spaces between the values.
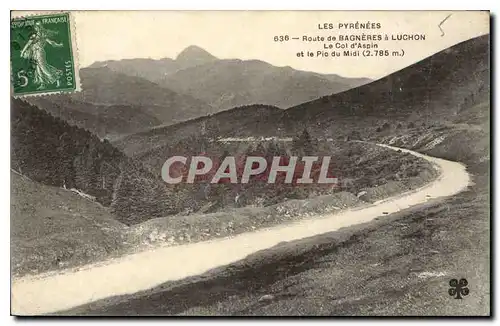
20, 21, 63, 90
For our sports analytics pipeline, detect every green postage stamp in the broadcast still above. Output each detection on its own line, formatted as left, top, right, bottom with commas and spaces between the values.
10, 12, 80, 96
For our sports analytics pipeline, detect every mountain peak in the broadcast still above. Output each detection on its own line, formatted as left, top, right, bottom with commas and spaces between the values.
176, 45, 218, 66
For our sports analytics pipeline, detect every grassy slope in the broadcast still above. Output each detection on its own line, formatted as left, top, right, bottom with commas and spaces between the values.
171, 169, 489, 316
65, 121, 489, 317
281, 35, 489, 128
11, 172, 128, 277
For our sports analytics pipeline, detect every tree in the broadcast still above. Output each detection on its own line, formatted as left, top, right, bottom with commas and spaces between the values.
292, 128, 315, 156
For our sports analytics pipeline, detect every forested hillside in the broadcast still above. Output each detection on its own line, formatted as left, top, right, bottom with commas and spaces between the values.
11, 99, 178, 225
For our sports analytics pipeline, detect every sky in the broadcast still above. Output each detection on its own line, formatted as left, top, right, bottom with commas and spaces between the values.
14, 11, 489, 79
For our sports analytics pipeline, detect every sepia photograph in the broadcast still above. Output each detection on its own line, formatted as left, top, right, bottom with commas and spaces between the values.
9, 10, 490, 316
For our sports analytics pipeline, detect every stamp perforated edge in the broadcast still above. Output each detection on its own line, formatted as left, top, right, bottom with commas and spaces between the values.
10, 10, 81, 98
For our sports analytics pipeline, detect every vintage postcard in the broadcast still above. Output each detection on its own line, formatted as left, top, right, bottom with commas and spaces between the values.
10, 11, 490, 316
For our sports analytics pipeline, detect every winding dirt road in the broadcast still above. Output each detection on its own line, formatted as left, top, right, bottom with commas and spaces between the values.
11, 143, 471, 315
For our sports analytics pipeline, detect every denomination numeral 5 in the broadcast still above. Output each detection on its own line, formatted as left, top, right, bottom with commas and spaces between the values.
17, 70, 28, 87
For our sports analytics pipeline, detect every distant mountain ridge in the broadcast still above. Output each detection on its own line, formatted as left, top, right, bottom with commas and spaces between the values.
74, 67, 213, 122
157, 59, 372, 110
175, 45, 218, 69
89, 45, 218, 81
28, 67, 215, 138
27, 96, 162, 139
90, 45, 371, 110
114, 35, 489, 162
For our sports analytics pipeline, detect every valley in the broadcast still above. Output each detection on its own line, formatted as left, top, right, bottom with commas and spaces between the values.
10, 33, 490, 316
11, 142, 470, 315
